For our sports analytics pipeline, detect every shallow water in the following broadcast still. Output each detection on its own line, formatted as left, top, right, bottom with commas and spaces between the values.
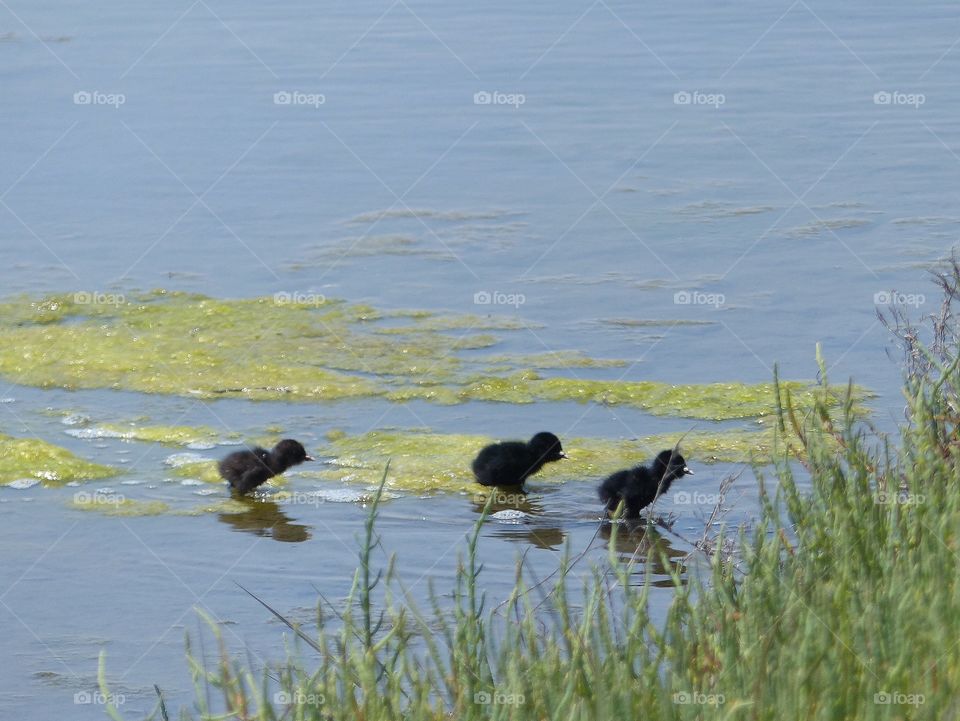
1, 1, 957, 718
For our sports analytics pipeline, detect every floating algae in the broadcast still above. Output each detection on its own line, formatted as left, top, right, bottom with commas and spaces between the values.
69, 493, 282, 519
371, 315, 531, 334
313, 428, 781, 493
0, 292, 383, 400
6, 414, 821, 514
483, 351, 627, 369
70, 497, 170, 516
169, 460, 223, 484
69, 423, 231, 447
0, 433, 117, 486
563, 431, 778, 471
456, 374, 861, 421
0, 292, 868, 421
174, 498, 251, 516
98, 423, 225, 446
314, 430, 485, 493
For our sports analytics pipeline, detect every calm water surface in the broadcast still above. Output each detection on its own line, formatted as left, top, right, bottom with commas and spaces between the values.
1, 1, 958, 718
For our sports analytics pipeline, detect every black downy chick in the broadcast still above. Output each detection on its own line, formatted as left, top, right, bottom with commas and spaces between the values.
219, 439, 314, 494
471, 432, 566, 490
598, 449, 693, 519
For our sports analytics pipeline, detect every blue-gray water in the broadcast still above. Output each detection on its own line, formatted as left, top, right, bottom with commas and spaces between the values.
2, 2, 957, 718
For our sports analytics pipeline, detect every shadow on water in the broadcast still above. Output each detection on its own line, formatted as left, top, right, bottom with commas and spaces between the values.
599, 521, 687, 587
469, 488, 568, 550
490, 525, 567, 550
218, 496, 312, 543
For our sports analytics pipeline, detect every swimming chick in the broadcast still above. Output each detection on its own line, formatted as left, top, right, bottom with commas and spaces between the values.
471, 432, 566, 490
598, 449, 693, 519
219, 439, 314, 494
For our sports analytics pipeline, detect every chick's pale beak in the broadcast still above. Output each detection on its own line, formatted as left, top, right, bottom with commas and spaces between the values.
684, 466, 693, 475
559, 452, 568, 459
305, 455, 316, 462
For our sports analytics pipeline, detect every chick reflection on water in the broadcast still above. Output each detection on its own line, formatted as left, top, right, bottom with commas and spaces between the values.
490, 523, 566, 550
599, 523, 687, 587
469, 489, 566, 550
218, 496, 312, 543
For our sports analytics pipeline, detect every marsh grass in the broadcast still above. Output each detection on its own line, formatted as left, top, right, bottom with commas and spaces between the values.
106, 267, 960, 720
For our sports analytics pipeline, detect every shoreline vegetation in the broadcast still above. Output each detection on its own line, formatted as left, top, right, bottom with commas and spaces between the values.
101, 261, 960, 720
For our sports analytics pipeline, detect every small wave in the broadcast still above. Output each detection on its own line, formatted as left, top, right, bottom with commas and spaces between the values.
64, 427, 127, 440
164, 452, 209, 468
7, 479, 40, 489
491, 509, 529, 523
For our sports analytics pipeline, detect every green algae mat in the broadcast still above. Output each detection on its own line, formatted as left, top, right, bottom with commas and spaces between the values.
0, 432, 117, 486
311, 427, 780, 493
0, 417, 828, 520
0, 419, 779, 494
0, 291, 867, 420
0, 291, 868, 512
